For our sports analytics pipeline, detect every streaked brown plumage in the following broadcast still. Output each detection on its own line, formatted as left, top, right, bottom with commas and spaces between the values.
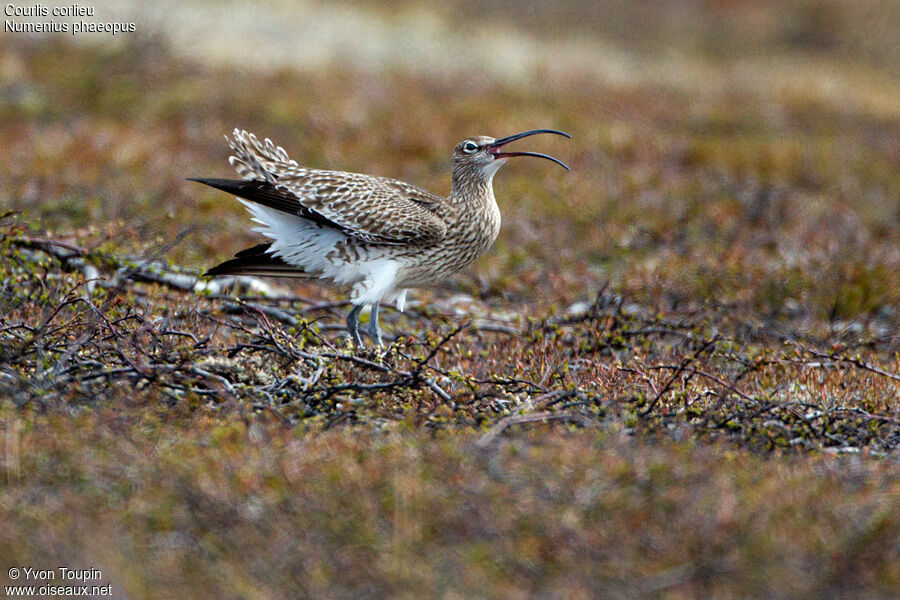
191, 128, 570, 345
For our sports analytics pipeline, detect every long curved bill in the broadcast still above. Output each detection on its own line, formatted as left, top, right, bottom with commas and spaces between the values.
488, 129, 572, 171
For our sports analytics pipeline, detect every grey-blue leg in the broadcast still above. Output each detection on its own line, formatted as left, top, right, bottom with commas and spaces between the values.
346, 304, 364, 347
368, 302, 382, 346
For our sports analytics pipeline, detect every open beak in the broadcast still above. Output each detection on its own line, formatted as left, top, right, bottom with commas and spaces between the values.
487, 129, 572, 171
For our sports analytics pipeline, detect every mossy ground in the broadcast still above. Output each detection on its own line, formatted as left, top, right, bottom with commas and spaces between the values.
1, 4, 898, 598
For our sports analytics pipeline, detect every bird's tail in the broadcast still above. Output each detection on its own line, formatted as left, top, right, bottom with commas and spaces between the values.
204, 243, 312, 279
227, 129, 299, 184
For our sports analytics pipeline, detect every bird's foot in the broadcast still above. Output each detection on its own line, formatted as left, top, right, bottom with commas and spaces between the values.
350, 331, 364, 348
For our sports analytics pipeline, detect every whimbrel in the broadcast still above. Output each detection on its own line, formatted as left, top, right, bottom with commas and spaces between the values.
191, 128, 570, 345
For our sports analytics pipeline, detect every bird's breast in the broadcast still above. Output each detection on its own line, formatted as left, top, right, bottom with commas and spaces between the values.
396, 196, 501, 287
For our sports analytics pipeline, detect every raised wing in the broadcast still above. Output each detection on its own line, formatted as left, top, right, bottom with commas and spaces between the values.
224, 129, 449, 245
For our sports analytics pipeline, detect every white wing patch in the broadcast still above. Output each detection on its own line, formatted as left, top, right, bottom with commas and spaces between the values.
239, 200, 345, 274
239, 199, 405, 305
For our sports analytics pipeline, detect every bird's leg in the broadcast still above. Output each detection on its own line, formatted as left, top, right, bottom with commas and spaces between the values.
346, 304, 364, 347
368, 302, 382, 346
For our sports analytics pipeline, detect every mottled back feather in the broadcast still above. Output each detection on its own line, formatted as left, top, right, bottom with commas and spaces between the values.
227, 129, 448, 245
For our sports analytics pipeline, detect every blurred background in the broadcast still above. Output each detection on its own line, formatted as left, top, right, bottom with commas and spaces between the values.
1, 2, 898, 598
2, 0, 897, 323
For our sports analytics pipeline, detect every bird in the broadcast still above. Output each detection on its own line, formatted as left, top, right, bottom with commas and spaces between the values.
190, 128, 571, 346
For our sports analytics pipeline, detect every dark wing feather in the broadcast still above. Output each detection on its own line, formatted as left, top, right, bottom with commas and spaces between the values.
188, 178, 350, 233
204, 243, 311, 279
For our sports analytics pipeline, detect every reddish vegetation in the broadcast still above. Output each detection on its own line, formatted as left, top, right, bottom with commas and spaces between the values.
0, 5, 897, 595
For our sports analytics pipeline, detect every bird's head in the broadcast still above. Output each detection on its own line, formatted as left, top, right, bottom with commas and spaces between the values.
452, 129, 572, 182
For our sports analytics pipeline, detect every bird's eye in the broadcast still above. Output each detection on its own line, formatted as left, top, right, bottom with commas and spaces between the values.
463, 141, 478, 154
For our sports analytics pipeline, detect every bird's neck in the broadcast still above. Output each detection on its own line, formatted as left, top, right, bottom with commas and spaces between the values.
449, 164, 496, 205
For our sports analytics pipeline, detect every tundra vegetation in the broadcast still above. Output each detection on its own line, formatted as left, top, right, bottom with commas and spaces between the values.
0, 2, 898, 598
